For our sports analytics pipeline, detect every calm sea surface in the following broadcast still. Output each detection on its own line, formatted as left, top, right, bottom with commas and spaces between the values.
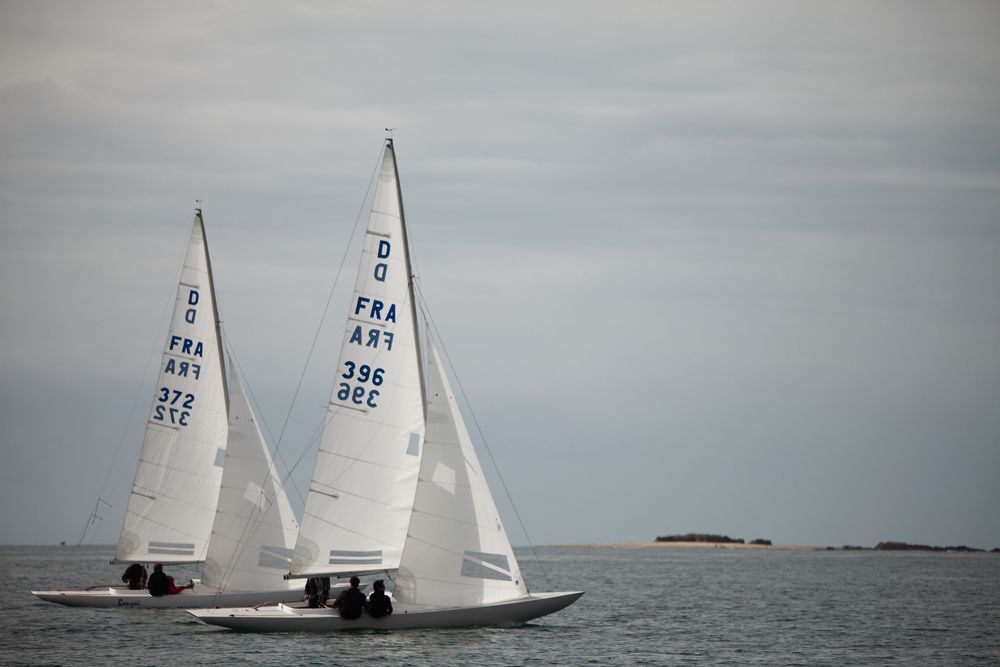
0, 544, 997, 666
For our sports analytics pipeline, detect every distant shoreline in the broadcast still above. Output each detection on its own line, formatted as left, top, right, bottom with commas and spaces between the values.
565, 541, 824, 551
561, 541, 1000, 553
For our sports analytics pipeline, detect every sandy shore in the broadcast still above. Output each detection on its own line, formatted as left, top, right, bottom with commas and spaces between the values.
563, 541, 827, 551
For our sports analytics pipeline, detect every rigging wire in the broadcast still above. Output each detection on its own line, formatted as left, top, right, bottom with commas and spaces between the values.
74, 223, 190, 548
268, 146, 383, 468
412, 282, 553, 590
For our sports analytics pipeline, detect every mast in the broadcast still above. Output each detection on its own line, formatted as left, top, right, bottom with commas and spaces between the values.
197, 207, 229, 415
386, 138, 427, 412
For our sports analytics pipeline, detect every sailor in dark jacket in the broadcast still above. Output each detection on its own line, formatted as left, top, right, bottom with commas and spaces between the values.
146, 563, 193, 596
305, 576, 330, 608
121, 563, 147, 590
147, 563, 170, 596
331, 576, 366, 619
367, 579, 392, 618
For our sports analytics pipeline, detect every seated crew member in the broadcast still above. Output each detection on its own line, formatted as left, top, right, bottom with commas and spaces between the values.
147, 563, 194, 596
367, 579, 392, 618
165, 575, 195, 595
331, 576, 366, 620
121, 563, 147, 590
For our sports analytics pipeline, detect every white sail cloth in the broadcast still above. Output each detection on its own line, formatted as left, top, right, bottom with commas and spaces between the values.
116, 213, 228, 564
393, 336, 527, 608
201, 358, 299, 592
290, 144, 424, 578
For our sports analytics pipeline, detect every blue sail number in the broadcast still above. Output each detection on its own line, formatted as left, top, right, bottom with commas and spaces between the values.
153, 386, 195, 426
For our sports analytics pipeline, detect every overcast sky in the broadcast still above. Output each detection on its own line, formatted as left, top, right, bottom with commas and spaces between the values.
1, 1, 998, 550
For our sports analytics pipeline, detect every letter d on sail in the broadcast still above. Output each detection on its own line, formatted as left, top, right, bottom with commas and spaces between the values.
185, 289, 200, 324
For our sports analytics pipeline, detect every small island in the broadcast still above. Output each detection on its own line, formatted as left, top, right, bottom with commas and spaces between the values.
656, 533, 746, 544
647, 534, 787, 549
873, 541, 987, 553
586, 535, 1000, 552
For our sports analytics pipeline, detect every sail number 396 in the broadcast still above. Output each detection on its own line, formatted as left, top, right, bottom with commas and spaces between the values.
338, 361, 384, 408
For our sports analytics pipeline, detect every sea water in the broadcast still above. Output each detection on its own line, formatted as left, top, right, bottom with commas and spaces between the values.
0, 544, 997, 666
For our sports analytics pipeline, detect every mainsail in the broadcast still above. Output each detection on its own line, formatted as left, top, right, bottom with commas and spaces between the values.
201, 357, 299, 592
115, 211, 229, 564
290, 141, 425, 578
393, 335, 527, 608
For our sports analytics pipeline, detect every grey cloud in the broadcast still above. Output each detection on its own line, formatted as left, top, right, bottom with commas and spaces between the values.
1, 0, 998, 548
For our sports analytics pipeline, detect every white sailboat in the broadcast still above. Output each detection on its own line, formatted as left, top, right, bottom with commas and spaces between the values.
33, 212, 302, 608
189, 140, 582, 630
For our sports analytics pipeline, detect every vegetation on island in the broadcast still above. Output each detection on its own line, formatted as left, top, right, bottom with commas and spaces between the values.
873, 541, 988, 553
656, 533, 750, 544
655, 534, 999, 552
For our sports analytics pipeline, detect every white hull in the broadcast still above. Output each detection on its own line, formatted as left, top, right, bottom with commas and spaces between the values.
188, 591, 583, 631
31, 583, 304, 609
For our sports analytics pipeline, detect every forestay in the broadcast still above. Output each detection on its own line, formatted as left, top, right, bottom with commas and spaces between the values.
201, 358, 299, 592
393, 335, 527, 608
290, 143, 425, 578
116, 212, 228, 564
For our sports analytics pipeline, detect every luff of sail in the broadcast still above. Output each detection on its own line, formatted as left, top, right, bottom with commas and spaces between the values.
393, 334, 528, 608
201, 356, 299, 592
115, 212, 229, 564
290, 142, 425, 578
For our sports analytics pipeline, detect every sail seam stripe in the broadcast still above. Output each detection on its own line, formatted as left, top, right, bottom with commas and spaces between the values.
327, 402, 368, 413
346, 315, 387, 328
302, 482, 407, 508
401, 533, 471, 560
146, 421, 180, 431
408, 507, 502, 531
315, 452, 419, 473
134, 458, 229, 481
299, 512, 399, 547
127, 487, 217, 511
413, 477, 488, 492
161, 350, 207, 361
120, 511, 207, 545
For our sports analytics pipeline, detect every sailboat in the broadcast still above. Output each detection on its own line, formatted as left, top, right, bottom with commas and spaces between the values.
33, 212, 302, 608
189, 140, 582, 630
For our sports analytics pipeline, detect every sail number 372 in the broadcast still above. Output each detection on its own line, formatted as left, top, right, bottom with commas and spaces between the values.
152, 387, 195, 426
338, 361, 384, 408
